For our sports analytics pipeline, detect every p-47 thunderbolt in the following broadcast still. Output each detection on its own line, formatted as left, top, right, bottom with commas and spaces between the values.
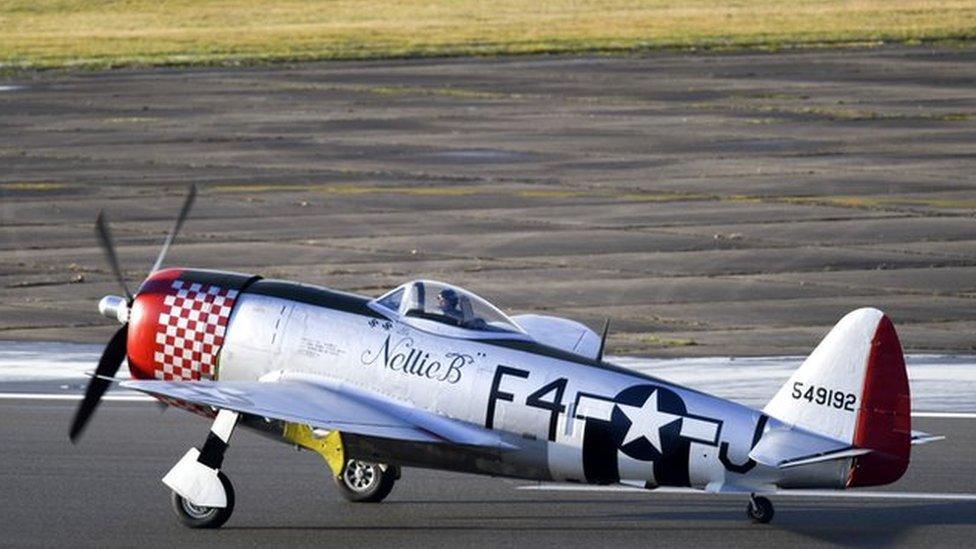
71, 187, 942, 527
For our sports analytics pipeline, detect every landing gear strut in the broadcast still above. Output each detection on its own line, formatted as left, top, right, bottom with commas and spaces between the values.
746, 493, 774, 524
334, 459, 399, 503
163, 410, 240, 528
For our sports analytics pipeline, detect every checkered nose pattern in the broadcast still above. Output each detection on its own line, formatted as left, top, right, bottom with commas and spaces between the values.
126, 269, 241, 381
153, 280, 238, 380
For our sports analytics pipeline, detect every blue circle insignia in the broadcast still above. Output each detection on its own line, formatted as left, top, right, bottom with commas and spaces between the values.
610, 384, 688, 461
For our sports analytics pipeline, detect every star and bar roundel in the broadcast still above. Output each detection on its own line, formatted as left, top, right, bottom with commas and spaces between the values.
575, 384, 723, 484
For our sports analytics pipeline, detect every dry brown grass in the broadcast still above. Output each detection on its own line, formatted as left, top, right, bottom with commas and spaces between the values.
1, 0, 973, 70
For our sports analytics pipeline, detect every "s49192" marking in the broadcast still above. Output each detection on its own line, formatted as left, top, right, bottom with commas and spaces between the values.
791, 381, 856, 411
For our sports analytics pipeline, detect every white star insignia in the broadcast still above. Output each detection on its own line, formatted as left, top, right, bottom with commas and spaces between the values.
617, 390, 681, 453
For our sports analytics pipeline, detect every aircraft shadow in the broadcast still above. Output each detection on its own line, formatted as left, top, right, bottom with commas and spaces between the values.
225, 499, 976, 545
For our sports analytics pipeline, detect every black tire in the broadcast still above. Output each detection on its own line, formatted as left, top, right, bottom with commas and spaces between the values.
170, 471, 235, 529
747, 495, 774, 524
334, 459, 398, 503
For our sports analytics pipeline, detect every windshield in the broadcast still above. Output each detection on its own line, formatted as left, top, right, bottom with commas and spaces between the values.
377, 280, 523, 334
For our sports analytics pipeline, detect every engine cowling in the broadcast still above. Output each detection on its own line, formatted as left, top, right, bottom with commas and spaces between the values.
126, 268, 257, 381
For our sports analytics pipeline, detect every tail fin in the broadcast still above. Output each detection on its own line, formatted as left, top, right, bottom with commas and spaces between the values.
763, 308, 911, 487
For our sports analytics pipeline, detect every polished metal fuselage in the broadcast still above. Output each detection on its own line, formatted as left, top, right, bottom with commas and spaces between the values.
218, 292, 847, 491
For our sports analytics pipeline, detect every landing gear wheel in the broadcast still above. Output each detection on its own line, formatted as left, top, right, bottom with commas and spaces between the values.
170, 471, 235, 529
334, 459, 398, 503
746, 495, 774, 524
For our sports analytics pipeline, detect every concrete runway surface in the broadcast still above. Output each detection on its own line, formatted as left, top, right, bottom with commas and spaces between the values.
1, 46, 975, 356
0, 400, 973, 548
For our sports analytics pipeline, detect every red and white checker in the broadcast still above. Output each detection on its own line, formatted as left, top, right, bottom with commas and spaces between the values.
152, 279, 238, 381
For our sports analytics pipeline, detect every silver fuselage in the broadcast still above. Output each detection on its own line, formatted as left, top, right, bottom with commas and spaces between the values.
216, 291, 847, 491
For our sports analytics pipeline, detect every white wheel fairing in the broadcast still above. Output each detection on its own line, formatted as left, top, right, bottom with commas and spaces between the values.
162, 448, 227, 508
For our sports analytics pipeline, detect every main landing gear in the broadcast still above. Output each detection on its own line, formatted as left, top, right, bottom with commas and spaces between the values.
746, 493, 774, 524
279, 423, 399, 505
334, 459, 400, 503
163, 409, 240, 529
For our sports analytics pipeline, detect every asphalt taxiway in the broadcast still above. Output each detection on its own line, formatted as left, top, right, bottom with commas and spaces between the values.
0, 400, 973, 548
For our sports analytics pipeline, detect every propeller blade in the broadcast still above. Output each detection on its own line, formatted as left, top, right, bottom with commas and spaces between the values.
95, 211, 133, 302
596, 318, 611, 362
150, 184, 197, 274
69, 324, 128, 443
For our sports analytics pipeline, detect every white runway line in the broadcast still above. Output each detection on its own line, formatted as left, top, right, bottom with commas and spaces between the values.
518, 484, 976, 501
1, 343, 974, 410
0, 393, 152, 402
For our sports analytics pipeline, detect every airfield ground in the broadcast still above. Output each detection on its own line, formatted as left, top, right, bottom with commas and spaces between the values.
0, 400, 973, 548
1, 46, 975, 357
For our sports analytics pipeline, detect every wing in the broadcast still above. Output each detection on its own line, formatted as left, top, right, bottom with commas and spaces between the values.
121, 376, 515, 450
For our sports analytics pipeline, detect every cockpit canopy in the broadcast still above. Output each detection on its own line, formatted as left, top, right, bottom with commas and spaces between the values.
373, 280, 525, 334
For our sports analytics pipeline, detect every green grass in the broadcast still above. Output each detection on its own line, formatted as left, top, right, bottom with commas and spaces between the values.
1, 1, 975, 71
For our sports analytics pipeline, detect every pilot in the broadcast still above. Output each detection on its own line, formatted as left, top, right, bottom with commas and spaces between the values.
436, 288, 465, 324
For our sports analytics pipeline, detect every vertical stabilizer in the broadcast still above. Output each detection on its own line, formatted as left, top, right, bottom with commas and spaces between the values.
763, 308, 910, 487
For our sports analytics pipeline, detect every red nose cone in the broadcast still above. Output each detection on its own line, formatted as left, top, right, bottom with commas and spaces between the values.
127, 268, 183, 380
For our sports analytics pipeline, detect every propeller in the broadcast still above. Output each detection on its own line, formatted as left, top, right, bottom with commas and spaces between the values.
95, 211, 133, 303
151, 184, 196, 274
69, 325, 128, 442
596, 318, 611, 362
70, 185, 197, 442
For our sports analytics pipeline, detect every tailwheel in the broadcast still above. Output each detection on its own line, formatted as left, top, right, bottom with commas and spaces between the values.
334, 459, 399, 503
746, 494, 774, 524
171, 471, 235, 529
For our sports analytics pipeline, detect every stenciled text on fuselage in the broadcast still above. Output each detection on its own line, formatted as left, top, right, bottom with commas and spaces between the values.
360, 334, 470, 384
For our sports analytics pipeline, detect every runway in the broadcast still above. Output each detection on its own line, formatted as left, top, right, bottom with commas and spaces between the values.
0, 399, 973, 548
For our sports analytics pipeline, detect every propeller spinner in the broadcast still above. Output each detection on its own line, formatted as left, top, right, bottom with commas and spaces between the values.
69, 185, 197, 443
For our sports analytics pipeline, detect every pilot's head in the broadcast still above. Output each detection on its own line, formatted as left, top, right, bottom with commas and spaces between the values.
437, 288, 459, 311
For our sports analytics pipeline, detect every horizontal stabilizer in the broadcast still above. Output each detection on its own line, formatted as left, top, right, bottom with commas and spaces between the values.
777, 447, 872, 469
911, 430, 945, 445
749, 425, 859, 469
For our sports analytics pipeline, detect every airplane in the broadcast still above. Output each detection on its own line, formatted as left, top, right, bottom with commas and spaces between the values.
70, 185, 943, 528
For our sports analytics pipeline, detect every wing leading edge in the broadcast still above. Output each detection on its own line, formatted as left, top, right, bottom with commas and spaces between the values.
121, 375, 516, 450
